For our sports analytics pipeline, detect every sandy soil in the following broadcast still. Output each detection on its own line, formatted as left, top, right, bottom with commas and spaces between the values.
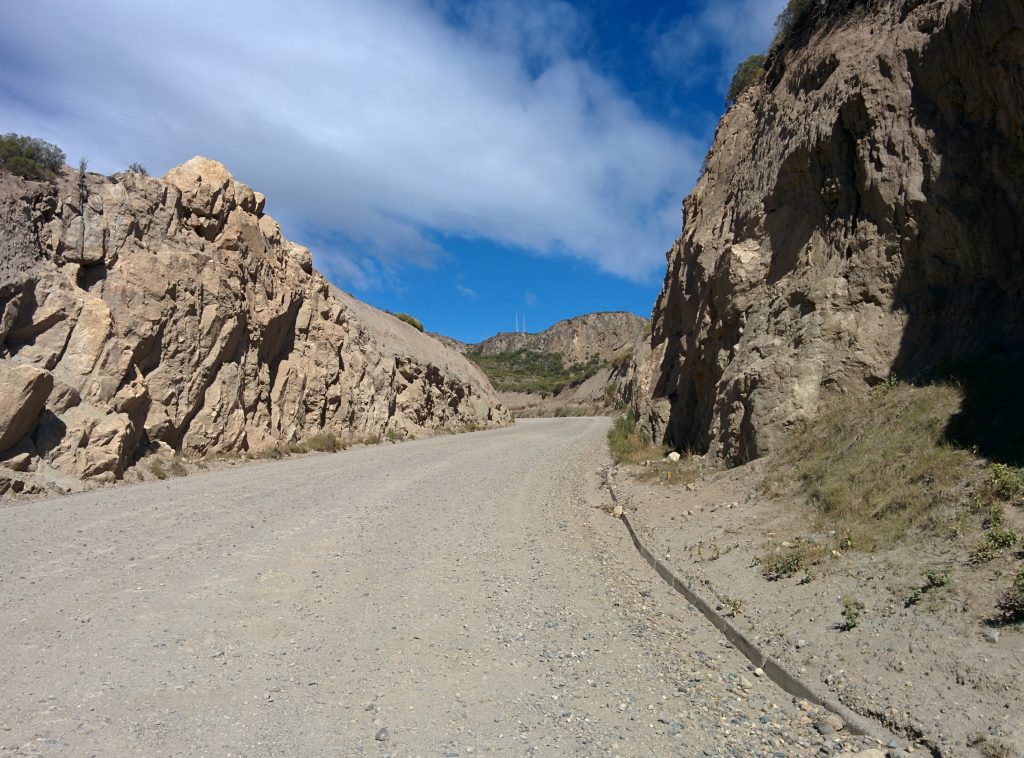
612, 457, 1024, 757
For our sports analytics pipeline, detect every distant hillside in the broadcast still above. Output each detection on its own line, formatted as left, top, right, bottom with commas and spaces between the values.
441, 312, 648, 414
472, 312, 647, 365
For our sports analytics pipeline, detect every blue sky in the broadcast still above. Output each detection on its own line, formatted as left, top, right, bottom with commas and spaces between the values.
0, 0, 785, 343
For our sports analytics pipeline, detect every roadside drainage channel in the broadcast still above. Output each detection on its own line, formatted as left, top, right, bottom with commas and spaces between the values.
604, 479, 928, 753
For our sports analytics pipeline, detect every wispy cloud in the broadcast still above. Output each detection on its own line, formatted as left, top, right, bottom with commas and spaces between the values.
456, 284, 479, 300
0, 0, 702, 286
524, 291, 538, 307
649, 0, 787, 93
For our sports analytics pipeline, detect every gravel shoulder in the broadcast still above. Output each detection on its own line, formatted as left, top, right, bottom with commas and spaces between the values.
0, 418, 848, 756
613, 457, 1024, 757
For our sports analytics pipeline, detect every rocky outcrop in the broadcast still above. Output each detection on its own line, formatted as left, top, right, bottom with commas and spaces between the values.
0, 157, 509, 495
473, 312, 647, 365
0, 364, 52, 453
639, 0, 1024, 462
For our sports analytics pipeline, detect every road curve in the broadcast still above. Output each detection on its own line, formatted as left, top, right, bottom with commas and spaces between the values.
1, 418, 823, 756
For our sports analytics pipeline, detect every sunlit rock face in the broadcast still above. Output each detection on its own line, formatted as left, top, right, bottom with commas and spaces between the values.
0, 157, 509, 495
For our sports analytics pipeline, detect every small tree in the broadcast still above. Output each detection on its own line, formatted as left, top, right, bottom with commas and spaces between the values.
726, 54, 768, 105
126, 162, 148, 175
0, 133, 66, 180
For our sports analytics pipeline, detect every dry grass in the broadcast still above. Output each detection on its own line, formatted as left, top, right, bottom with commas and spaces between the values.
146, 455, 187, 480
249, 432, 347, 460
608, 414, 666, 465
763, 381, 978, 550
632, 457, 707, 487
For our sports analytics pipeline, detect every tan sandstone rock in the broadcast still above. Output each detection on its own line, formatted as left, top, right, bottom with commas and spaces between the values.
0, 157, 510, 495
0, 362, 53, 453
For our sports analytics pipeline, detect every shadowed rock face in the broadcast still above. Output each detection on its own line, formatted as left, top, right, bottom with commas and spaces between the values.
0, 158, 509, 495
638, 0, 1024, 463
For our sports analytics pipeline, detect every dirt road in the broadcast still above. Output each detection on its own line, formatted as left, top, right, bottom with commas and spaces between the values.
1, 418, 835, 756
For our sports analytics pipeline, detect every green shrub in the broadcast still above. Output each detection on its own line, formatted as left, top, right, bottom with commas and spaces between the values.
759, 550, 805, 581
726, 54, 767, 105
303, 432, 344, 452
755, 539, 825, 581
607, 347, 634, 370
839, 595, 863, 630
0, 133, 65, 180
995, 570, 1024, 624
126, 162, 148, 175
905, 566, 952, 606
990, 464, 1024, 504
393, 312, 424, 332
969, 528, 1020, 565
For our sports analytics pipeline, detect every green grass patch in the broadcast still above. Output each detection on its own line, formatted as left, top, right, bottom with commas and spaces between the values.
763, 381, 976, 550
467, 349, 603, 395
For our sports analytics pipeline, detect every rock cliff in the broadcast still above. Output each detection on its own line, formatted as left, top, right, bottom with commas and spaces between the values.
0, 157, 509, 495
472, 312, 647, 365
639, 0, 1024, 462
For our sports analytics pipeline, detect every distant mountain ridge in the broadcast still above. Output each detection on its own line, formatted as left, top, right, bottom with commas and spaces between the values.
434, 312, 648, 416
437, 311, 648, 365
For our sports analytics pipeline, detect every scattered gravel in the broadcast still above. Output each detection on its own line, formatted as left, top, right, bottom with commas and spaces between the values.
2, 418, 864, 755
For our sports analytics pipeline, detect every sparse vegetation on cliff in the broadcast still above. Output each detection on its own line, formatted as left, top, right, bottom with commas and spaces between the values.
392, 312, 425, 332
726, 54, 767, 105
0, 133, 65, 181
772, 0, 877, 50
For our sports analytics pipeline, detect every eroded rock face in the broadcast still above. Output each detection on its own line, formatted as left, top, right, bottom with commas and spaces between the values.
473, 312, 647, 365
0, 158, 509, 494
639, 0, 1024, 462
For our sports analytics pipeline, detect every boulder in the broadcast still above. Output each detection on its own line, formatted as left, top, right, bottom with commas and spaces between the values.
0, 363, 53, 453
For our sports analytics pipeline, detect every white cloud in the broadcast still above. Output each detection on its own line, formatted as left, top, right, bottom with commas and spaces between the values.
456, 284, 479, 300
524, 291, 538, 307
0, 0, 705, 285
650, 0, 788, 92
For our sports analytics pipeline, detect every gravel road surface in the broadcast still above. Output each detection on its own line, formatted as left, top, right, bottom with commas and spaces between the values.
1, 418, 831, 756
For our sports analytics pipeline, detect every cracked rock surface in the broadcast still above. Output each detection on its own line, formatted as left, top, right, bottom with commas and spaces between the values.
0, 159, 508, 496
